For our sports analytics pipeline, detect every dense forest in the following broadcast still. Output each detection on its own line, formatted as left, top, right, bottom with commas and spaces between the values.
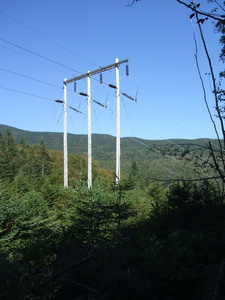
1, 129, 225, 299
2, 0, 225, 298
0, 124, 220, 181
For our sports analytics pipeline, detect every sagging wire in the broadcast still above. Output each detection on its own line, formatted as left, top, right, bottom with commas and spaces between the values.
121, 97, 136, 137
0, 86, 54, 101
76, 83, 112, 112
93, 110, 102, 134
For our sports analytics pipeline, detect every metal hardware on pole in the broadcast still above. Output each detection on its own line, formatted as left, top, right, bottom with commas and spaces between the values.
64, 59, 128, 85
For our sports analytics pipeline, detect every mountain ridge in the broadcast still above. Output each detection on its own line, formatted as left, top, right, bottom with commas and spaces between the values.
0, 124, 218, 178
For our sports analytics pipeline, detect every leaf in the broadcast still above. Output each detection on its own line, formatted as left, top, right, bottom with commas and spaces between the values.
197, 18, 206, 24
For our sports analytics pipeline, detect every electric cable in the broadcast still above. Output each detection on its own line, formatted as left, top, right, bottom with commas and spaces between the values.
0, 44, 73, 76
0, 10, 99, 68
123, 75, 222, 151
0, 67, 62, 89
0, 86, 55, 101
0, 38, 82, 74
93, 110, 102, 134
121, 97, 136, 137
121, 95, 220, 180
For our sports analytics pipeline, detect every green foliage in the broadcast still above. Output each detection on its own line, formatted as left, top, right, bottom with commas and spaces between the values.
1, 129, 225, 299
1, 124, 222, 183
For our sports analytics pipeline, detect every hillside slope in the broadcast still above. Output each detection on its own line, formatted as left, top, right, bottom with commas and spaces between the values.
0, 124, 218, 180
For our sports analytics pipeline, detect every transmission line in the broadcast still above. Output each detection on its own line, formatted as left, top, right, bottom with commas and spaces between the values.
0, 67, 61, 89
0, 38, 81, 74
0, 10, 99, 67
0, 86, 55, 101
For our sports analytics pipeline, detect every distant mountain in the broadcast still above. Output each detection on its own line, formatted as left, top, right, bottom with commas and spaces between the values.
0, 124, 218, 179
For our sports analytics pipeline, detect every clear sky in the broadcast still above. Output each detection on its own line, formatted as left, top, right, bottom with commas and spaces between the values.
0, 0, 223, 141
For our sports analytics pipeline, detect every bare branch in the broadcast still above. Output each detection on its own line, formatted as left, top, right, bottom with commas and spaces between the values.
61, 278, 98, 294
208, 141, 225, 182
125, 0, 140, 7
176, 0, 224, 21
40, 255, 95, 287
148, 176, 222, 182
191, 21, 222, 143
213, 260, 225, 300
214, 1, 225, 13
196, 13, 225, 154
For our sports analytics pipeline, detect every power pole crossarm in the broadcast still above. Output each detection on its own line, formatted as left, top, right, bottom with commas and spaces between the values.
64, 59, 129, 84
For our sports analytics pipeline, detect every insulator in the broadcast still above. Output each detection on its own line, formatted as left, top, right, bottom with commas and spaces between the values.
79, 92, 88, 97
100, 73, 103, 84
122, 92, 137, 102
69, 106, 82, 114
126, 65, 129, 76
108, 84, 117, 89
55, 100, 64, 103
93, 99, 106, 108
74, 82, 76, 92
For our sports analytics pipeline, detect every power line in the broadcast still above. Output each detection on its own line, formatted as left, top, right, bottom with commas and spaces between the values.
0, 67, 76, 93
0, 10, 99, 68
0, 67, 62, 89
128, 136, 216, 180
121, 94, 219, 180
0, 86, 55, 101
123, 75, 222, 150
0, 38, 82, 74
0, 44, 73, 76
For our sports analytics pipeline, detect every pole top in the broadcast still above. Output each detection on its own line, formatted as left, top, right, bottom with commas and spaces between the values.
64, 59, 129, 84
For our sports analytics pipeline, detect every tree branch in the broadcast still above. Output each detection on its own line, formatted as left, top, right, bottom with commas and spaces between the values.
176, 0, 225, 22
40, 255, 95, 287
125, 0, 140, 7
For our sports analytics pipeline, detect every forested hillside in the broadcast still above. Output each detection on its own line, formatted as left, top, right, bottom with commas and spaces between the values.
0, 124, 219, 181
1, 128, 225, 299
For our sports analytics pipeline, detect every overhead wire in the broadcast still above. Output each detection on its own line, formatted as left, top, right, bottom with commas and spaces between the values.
93, 110, 102, 134
122, 75, 222, 151
0, 67, 62, 89
0, 44, 73, 77
1, 10, 222, 167
121, 97, 136, 137
51, 106, 64, 132
0, 66, 220, 180
47, 100, 63, 131
120, 88, 220, 181
0, 86, 55, 101
125, 124, 219, 181
0, 10, 99, 68
126, 75, 216, 130
0, 38, 82, 75
1, 9, 218, 145
88, 73, 219, 167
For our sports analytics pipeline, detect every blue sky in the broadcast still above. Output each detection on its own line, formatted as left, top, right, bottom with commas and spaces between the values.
0, 0, 223, 141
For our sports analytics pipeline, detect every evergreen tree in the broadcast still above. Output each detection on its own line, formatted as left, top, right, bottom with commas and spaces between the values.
0, 130, 19, 181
